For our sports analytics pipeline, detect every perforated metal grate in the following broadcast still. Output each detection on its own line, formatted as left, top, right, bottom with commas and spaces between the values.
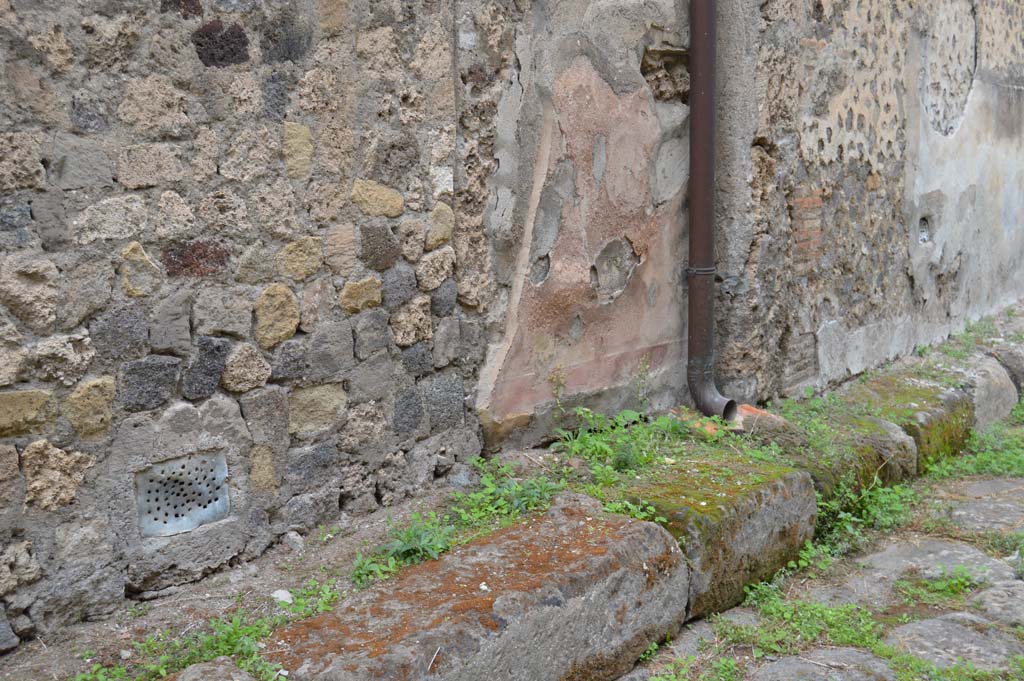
135, 453, 230, 538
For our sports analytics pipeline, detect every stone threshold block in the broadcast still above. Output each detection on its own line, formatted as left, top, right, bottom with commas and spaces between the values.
626, 455, 816, 619
267, 495, 689, 681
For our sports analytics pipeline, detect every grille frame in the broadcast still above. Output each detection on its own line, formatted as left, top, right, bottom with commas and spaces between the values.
134, 451, 230, 538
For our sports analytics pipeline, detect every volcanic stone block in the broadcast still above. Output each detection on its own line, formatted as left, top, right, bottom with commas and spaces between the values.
120, 356, 181, 412
267, 495, 689, 680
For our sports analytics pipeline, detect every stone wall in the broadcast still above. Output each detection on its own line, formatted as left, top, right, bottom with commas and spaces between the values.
0, 0, 483, 648
2, 0, 1024, 653
476, 0, 1024, 441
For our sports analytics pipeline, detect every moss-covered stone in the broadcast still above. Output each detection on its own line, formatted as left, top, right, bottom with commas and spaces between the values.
624, 450, 816, 618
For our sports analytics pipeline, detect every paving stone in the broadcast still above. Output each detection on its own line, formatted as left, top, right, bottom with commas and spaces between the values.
947, 498, 1024, 533
182, 336, 231, 401
861, 539, 1016, 585
267, 495, 689, 680
884, 613, 1024, 672
811, 538, 1018, 609
750, 647, 896, 681
119, 356, 181, 412
971, 581, 1024, 626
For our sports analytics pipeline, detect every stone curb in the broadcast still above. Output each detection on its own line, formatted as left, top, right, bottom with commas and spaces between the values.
267, 494, 690, 681
200, 340, 1023, 681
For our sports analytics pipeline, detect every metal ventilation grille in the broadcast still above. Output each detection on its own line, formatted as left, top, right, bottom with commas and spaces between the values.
135, 453, 230, 538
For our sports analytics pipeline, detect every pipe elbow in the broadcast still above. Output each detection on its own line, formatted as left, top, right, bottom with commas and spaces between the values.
688, 363, 737, 422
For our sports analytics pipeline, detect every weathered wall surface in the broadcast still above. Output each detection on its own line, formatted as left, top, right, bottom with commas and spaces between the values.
477, 0, 1024, 442
0, 0, 484, 649
2, 0, 1024, 654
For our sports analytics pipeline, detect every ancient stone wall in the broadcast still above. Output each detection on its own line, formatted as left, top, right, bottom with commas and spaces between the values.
0, 0, 483, 648
2, 0, 1024, 653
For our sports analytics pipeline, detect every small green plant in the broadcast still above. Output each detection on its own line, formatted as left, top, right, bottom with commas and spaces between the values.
814, 477, 916, 557
639, 641, 660, 662
317, 524, 340, 544
1011, 401, 1024, 426
351, 552, 401, 588
350, 512, 456, 588
384, 512, 454, 564
929, 422, 1024, 479
649, 657, 696, 681
73, 665, 130, 681
451, 460, 564, 528
895, 565, 982, 606
787, 540, 834, 577
285, 578, 340, 618
603, 499, 666, 523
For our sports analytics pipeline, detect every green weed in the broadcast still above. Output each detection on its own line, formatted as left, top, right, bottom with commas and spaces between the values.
895, 565, 982, 607
929, 422, 1024, 478
450, 460, 564, 528
603, 499, 666, 523
284, 578, 340, 618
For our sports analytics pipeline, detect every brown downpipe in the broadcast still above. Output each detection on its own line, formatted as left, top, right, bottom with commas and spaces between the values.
687, 0, 737, 420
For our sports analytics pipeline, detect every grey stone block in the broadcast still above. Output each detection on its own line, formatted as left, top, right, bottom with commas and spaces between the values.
90, 304, 150, 363
150, 290, 193, 357
431, 277, 458, 317
382, 263, 417, 310
433, 316, 461, 368
272, 339, 307, 380
272, 495, 689, 680
120, 356, 181, 412
422, 371, 464, 432
393, 387, 422, 436
0, 605, 18, 653
359, 221, 400, 272
347, 354, 403, 404
307, 320, 355, 380
354, 310, 391, 360
968, 356, 1019, 428
193, 286, 252, 339
239, 386, 289, 454
182, 336, 231, 401
400, 342, 433, 377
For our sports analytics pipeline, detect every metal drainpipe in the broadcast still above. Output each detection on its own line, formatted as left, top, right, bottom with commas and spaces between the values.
687, 0, 737, 420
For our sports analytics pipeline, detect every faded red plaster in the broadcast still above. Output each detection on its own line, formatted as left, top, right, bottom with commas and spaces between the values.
480, 56, 687, 432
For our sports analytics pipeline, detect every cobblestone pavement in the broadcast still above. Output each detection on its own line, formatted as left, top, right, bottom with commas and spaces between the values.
623, 477, 1024, 680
